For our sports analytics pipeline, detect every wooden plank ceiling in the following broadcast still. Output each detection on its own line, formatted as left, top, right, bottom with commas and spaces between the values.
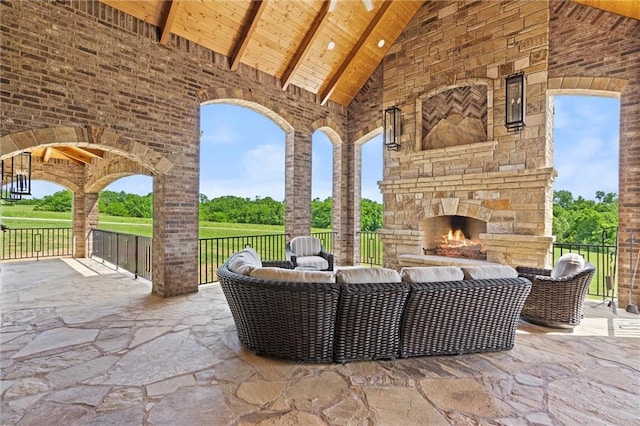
26, 1, 638, 167
100, 0, 424, 106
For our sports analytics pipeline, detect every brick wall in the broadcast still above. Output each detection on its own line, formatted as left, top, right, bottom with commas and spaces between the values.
1, 0, 349, 296
548, 0, 640, 308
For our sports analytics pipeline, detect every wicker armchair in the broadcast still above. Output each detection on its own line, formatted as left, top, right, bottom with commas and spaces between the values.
516, 263, 596, 328
217, 262, 340, 362
285, 236, 334, 271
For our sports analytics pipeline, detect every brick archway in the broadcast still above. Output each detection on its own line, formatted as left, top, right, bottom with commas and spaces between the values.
547, 75, 633, 308
0, 126, 173, 174
1, 126, 171, 275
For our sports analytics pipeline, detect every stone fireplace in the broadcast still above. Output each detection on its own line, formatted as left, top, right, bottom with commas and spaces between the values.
377, 80, 555, 270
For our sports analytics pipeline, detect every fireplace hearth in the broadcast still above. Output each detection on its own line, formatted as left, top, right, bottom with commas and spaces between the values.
423, 246, 487, 260
421, 215, 487, 260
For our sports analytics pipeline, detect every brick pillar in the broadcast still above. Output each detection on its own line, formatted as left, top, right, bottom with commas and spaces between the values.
285, 129, 312, 238
152, 170, 199, 297
72, 190, 99, 258
330, 135, 356, 266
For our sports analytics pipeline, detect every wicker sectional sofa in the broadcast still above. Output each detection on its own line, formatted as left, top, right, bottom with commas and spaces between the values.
217, 250, 532, 363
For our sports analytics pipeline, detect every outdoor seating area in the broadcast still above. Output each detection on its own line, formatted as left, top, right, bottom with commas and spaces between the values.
1, 258, 639, 424
219, 248, 532, 362
1, 1, 639, 423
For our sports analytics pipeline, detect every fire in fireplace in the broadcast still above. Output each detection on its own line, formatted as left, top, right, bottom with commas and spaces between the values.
421, 215, 487, 260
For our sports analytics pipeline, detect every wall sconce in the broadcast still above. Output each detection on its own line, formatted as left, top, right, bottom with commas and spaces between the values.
505, 72, 526, 132
1, 152, 32, 202
384, 106, 401, 151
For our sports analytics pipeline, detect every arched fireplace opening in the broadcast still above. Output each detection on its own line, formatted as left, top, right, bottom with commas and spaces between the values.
421, 215, 487, 260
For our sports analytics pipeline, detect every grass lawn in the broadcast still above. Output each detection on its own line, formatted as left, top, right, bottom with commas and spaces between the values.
0, 204, 329, 238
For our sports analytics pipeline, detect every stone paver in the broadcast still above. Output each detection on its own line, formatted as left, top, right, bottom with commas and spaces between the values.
1, 258, 639, 425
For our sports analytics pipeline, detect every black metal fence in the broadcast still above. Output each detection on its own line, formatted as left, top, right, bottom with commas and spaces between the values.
198, 231, 335, 284
1, 225, 622, 300
0, 227, 73, 260
359, 231, 383, 266
198, 233, 289, 284
89, 229, 152, 280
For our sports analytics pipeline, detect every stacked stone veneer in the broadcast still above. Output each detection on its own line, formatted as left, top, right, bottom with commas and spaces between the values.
380, 0, 556, 269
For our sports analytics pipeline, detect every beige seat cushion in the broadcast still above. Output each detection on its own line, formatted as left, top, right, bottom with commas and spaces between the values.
250, 267, 336, 283
295, 255, 329, 270
336, 267, 401, 284
461, 265, 518, 280
400, 266, 464, 283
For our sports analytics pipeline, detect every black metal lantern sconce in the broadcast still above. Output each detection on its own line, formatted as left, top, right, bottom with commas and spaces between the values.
383, 105, 401, 151
505, 72, 526, 132
1, 152, 32, 202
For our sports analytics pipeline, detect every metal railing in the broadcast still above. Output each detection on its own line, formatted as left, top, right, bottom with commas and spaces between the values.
0, 227, 73, 260
198, 231, 335, 284
359, 231, 383, 266
199, 233, 290, 284
89, 229, 152, 280
4, 225, 620, 300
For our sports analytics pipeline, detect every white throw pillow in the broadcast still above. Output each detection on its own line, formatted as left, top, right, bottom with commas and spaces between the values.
227, 249, 262, 275
240, 247, 262, 266
551, 253, 585, 279
461, 265, 518, 280
400, 266, 464, 283
336, 267, 401, 284
250, 267, 336, 283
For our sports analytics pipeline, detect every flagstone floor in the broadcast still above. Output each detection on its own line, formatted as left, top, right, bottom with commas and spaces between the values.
1, 258, 639, 425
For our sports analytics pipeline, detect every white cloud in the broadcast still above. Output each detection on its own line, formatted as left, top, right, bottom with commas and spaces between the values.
200, 122, 239, 146
241, 143, 284, 180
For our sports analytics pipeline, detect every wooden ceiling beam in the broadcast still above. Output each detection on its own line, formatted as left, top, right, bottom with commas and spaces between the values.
42, 147, 52, 164
160, 0, 181, 45
80, 148, 105, 158
281, 0, 331, 91
53, 147, 94, 165
319, 0, 392, 106
229, 0, 269, 71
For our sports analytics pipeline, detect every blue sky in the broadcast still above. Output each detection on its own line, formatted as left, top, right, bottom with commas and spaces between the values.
26, 95, 619, 202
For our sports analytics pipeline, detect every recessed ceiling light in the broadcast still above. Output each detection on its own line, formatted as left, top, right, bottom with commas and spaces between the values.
327, 41, 336, 51
378, 39, 385, 48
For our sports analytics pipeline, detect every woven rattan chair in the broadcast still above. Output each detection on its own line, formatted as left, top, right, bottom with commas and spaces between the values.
217, 262, 340, 362
516, 263, 596, 328
285, 236, 334, 271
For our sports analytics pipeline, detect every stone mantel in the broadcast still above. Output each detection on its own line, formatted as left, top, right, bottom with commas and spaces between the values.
379, 166, 555, 193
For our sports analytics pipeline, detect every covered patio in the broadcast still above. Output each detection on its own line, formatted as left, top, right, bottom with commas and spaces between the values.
1, 258, 638, 424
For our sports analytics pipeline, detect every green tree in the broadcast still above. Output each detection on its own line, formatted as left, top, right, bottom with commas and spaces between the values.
552, 190, 618, 245
33, 190, 72, 212
311, 197, 332, 229
361, 198, 383, 232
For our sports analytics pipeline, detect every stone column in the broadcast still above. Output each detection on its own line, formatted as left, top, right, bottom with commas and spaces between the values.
285, 129, 312, 238
152, 169, 199, 297
72, 190, 99, 258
